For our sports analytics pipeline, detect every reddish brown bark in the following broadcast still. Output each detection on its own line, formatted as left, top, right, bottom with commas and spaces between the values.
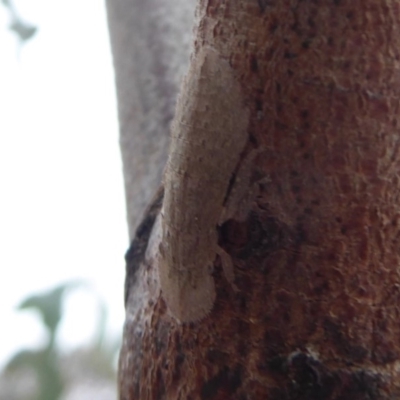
118, 1, 400, 399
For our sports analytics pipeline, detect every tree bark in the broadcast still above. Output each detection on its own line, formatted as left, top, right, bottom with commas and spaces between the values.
110, 0, 400, 398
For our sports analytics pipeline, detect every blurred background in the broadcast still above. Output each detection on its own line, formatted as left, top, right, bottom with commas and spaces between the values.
0, 0, 127, 399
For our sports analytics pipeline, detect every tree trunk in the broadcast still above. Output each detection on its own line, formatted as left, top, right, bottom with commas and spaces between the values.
108, 0, 400, 398
105, 0, 196, 238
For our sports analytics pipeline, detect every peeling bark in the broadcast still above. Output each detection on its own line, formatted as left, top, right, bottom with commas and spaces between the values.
112, 0, 400, 399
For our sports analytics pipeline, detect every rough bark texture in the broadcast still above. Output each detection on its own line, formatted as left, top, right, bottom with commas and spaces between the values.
105, 0, 196, 238
116, 0, 400, 399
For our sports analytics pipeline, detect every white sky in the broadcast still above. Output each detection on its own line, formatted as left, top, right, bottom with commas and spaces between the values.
0, 0, 128, 368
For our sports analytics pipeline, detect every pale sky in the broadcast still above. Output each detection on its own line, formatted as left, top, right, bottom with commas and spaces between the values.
0, 0, 127, 368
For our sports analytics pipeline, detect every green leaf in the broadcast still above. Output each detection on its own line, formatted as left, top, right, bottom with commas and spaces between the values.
18, 280, 85, 339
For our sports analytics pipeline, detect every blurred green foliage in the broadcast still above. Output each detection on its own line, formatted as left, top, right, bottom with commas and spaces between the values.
2, 0, 37, 42
4, 281, 118, 400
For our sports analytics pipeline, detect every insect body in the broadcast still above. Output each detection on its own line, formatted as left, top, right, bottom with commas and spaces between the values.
158, 47, 250, 322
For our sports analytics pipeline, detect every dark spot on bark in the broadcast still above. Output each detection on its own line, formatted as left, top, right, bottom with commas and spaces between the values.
171, 351, 185, 385
255, 98, 263, 111
341, 225, 347, 234
249, 215, 287, 256
257, 0, 266, 12
175, 352, 185, 369
237, 340, 247, 358
326, 252, 336, 261
289, 353, 323, 393
308, 18, 315, 28
236, 321, 250, 357
239, 293, 247, 312
207, 349, 228, 364
260, 354, 288, 374
301, 110, 309, 119
290, 24, 298, 34
229, 366, 243, 393
220, 213, 289, 260
346, 10, 355, 19
333, 0, 342, 5
263, 329, 286, 358
284, 51, 297, 59
327, 37, 334, 46
303, 153, 310, 160
269, 20, 278, 33
201, 366, 243, 399
134, 375, 141, 399
292, 185, 301, 193
249, 133, 259, 147
188, 321, 197, 330
276, 82, 281, 93
372, 317, 399, 364
372, 339, 398, 364
257, 0, 273, 12
343, 60, 351, 70
313, 279, 329, 296
274, 120, 287, 131
173, 330, 183, 353
250, 54, 258, 72
155, 326, 166, 355
323, 318, 343, 342
287, 69, 294, 77
324, 318, 369, 363
296, 222, 308, 243
347, 371, 381, 398
154, 366, 166, 398
219, 219, 249, 249
302, 39, 311, 49
267, 352, 383, 400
